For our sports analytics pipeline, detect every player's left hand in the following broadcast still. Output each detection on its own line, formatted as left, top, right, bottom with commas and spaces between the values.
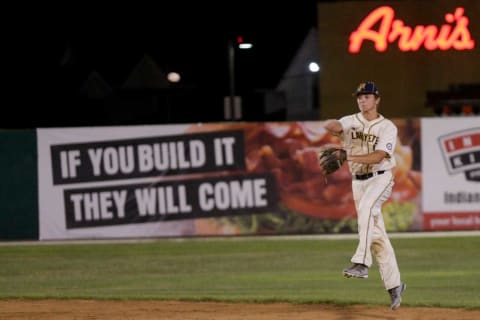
318, 147, 347, 176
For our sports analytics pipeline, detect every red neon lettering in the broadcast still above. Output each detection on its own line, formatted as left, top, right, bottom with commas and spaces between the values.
349, 6, 475, 53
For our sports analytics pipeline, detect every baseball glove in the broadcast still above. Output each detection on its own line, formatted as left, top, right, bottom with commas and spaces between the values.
318, 147, 347, 176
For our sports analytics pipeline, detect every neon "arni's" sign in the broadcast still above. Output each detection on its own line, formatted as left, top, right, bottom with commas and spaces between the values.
349, 6, 475, 53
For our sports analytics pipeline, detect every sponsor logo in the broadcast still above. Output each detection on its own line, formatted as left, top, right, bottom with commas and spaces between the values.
349, 6, 475, 53
438, 128, 480, 182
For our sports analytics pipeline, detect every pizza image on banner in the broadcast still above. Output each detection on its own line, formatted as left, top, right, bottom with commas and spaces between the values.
421, 118, 480, 231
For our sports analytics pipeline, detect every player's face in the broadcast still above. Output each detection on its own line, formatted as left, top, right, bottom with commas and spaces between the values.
356, 94, 379, 113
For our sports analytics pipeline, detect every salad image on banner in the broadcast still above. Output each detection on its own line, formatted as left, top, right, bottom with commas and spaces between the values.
184, 121, 421, 236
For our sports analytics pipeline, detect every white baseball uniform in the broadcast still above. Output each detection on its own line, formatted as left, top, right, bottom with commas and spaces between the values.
338, 111, 402, 290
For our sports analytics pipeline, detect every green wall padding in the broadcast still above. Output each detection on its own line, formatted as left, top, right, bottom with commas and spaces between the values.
0, 130, 38, 240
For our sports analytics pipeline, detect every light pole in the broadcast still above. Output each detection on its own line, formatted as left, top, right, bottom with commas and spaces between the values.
225, 37, 252, 120
226, 40, 236, 120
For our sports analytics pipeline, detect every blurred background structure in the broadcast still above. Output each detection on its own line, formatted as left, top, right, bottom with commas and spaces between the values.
318, 0, 480, 119
5, 0, 480, 129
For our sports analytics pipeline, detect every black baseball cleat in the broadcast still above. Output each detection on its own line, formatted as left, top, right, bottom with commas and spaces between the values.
388, 283, 406, 310
342, 263, 368, 279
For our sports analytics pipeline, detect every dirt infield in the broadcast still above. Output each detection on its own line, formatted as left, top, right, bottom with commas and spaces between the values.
1, 300, 479, 320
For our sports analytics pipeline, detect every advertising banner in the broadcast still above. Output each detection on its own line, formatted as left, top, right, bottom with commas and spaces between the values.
422, 117, 480, 230
38, 121, 422, 240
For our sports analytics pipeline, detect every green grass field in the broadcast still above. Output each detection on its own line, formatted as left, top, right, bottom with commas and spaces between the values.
0, 235, 479, 309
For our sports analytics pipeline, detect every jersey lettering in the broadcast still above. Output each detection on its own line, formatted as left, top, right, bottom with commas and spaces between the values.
351, 131, 379, 145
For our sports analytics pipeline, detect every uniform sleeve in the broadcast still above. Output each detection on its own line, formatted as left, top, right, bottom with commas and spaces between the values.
376, 121, 397, 156
338, 115, 351, 130
338, 115, 353, 141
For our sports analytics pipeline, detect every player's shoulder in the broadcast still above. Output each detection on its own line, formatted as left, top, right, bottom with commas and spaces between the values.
340, 113, 357, 123
378, 117, 398, 134
378, 115, 397, 127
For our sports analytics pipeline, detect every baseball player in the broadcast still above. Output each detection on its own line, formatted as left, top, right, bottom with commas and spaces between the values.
323, 81, 406, 310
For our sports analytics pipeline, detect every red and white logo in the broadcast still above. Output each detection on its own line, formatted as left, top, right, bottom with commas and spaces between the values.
438, 128, 480, 182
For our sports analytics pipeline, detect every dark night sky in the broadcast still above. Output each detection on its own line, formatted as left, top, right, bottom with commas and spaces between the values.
10, 1, 320, 128
63, 2, 318, 87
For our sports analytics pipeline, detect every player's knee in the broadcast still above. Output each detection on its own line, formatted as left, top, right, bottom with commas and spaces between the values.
358, 205, 379, 219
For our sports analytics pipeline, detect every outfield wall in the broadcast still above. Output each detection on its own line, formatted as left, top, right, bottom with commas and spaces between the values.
1, 117, 479, 240
0, 131, 38, 240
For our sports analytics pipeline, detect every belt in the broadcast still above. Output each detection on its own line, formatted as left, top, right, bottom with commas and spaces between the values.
353, 170, 385, 180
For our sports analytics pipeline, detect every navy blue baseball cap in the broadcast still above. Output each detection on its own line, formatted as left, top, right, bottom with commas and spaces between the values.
353, 81, 380, 97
